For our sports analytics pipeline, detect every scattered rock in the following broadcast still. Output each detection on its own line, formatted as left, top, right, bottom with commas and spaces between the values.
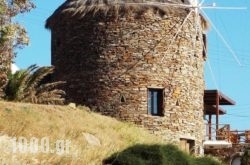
68, 103, 76, 109
83, 133, 101, 146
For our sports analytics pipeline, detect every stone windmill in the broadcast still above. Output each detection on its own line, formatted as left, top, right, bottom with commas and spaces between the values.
46, 0, 209, 154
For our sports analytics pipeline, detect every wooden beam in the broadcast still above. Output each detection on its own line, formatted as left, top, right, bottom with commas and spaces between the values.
209, 114, 212, 140
216, 91, 219, 131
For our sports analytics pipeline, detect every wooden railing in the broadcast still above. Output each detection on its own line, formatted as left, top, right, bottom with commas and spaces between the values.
230, 130, 250, 144
205, 124, 250, 144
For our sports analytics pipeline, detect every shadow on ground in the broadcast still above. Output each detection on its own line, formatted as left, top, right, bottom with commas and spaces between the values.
103, 144, 221, 165
103, 144, 192, 165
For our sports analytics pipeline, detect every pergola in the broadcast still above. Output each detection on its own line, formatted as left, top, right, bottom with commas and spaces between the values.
204, 90, 236, 139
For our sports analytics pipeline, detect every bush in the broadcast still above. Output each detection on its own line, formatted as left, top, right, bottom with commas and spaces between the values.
103, 144, 222, 165
103, 144, 192, 165
4, 64, 65, 105
193, 156, 221, 165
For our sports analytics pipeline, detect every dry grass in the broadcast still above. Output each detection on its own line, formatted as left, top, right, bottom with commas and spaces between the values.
46, 0, 194, 29
0, 101, 162, 164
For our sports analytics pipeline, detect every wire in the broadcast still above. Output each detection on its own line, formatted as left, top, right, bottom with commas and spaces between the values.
201, 9, 243, 66
206, 58, 219, 89
161, 10, 193, 62
226, 114, 249, 117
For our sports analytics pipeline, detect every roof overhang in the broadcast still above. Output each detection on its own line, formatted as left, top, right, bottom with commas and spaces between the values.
204, 90, 236, 105
204, 105, 226, 115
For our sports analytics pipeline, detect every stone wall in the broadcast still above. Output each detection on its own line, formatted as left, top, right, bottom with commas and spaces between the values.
49, 8, 205, 154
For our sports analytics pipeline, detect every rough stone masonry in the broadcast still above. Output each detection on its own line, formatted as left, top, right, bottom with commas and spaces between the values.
46, 1, 207, 154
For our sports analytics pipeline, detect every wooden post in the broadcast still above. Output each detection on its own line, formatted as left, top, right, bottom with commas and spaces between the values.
216, 91, 219, 131
209, 114, 212, 140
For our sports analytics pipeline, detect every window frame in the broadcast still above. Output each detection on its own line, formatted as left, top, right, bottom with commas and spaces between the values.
147, 88, 164, 116
202, 33, 207, 58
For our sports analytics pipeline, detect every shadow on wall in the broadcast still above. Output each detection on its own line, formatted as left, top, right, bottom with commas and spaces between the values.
102, 144, 221, 165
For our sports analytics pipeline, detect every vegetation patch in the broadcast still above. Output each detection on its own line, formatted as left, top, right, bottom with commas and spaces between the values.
4, 64, 65, 105
0, 101, 162, 164
103, 144, 222, 165
0, 101, 222, 164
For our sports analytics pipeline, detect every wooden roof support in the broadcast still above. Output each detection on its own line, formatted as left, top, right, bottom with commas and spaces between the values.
204, 89, 236, 139
216, 90, 219, 130
204, 90, 236, 106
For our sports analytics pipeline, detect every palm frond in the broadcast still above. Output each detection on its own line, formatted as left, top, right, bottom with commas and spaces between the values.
25, 66, 54, 90
36, 81, 66, 95
15, 64, 39, 100
4, 64, 66, 105
4, 69, 29, 101
36, 89, 66, 105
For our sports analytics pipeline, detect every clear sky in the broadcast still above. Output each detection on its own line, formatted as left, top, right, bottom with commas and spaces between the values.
15, 0, 250, 131
203, 0, 250, 131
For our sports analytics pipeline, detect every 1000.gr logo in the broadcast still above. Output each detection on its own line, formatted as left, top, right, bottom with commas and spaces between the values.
11, 137, 71, 155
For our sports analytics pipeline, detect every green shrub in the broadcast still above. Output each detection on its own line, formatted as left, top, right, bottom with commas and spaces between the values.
193, 156, 221, 165
103, 144, 192, 165
4, 64, 65, 105
103, 144, 222, 165
241, 147, 250, 165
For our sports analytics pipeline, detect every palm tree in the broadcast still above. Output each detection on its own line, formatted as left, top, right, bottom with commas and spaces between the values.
4, 64, 66, 105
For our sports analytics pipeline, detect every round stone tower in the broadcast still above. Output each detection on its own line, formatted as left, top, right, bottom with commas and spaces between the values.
46, 0, 208, 154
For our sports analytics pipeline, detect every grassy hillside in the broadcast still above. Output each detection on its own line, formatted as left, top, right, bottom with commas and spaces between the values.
0, 101, 163, 164
0, 101, 222, 165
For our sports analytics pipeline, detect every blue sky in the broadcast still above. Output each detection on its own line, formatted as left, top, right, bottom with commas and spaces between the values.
203, 0, 250, 131
15, 0, 250, 130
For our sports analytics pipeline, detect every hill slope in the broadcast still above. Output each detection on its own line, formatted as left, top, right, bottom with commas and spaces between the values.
0, 101, 162, 164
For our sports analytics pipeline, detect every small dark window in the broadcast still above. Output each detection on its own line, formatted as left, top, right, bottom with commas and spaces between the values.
202, 33, 207, 58
148, 88, 164, 116
120, 95, 126, 103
